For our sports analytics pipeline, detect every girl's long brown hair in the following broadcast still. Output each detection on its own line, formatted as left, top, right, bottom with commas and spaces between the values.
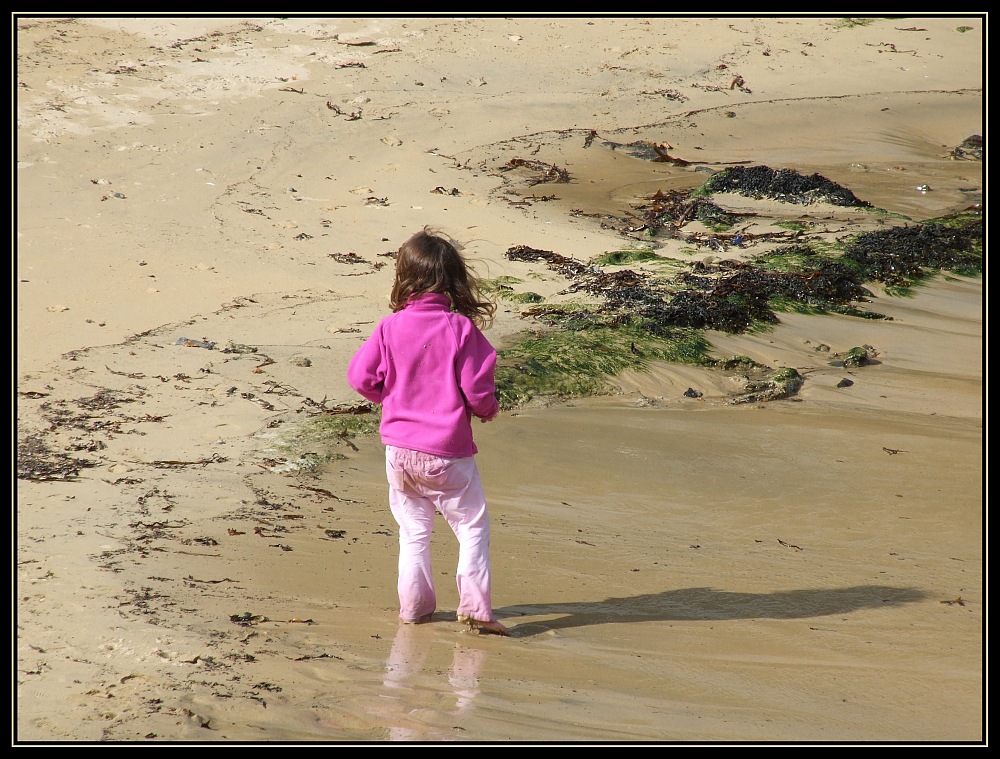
389, 228, 496, 329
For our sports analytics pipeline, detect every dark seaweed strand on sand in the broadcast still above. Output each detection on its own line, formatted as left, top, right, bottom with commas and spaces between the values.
17, 432, 99, 481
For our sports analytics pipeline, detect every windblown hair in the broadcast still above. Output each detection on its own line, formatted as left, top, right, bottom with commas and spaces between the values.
389, 229, 496, 329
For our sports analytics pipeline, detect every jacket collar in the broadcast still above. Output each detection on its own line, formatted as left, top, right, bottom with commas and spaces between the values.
405, 292, 451, 310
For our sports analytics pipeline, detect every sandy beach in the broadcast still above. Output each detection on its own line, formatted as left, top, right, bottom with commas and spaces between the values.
15, 14, 984, 744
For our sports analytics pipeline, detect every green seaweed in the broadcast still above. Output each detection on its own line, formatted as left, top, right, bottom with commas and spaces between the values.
922, 209, 983, 231
590, 249, 661, 266
774, 221, 809, 232
494, 323, 711, 407
842, 347, 869, 366
699, 213, 739, 233
481, 276, 545, 304
261, 407, 381, 472
483, 275, 524, 287
832, 17, 877, 29
752, 244, 822, 272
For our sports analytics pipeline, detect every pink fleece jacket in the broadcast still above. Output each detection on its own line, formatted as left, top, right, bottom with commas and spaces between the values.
346, 293, 499, 458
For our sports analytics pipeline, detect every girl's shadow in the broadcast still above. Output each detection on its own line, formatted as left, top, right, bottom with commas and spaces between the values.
498, 585, 929, 637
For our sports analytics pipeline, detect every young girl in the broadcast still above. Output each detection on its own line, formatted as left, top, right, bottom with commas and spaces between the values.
347, 228, 509, 636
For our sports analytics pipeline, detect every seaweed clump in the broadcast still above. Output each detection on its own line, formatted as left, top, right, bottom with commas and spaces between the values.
634, 189, 740, 231
505, 243, 877, 336
841, 220, 983, 290
696, 165, 872, 207
676, 255, 877, 326
588, 166, 881, 250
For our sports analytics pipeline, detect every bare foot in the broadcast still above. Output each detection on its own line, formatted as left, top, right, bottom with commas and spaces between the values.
401, 613, 434, 625
477, 619, 510, 636
458, 615, 510, 636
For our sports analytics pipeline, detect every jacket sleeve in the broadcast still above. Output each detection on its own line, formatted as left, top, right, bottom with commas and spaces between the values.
455, 324, 499, 420
346, 326, 387, 404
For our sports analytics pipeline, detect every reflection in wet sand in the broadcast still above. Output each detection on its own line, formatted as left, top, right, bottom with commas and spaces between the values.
380, 623, 488, 742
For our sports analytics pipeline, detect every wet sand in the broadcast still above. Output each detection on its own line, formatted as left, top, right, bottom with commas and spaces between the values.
15, 15, 983, 744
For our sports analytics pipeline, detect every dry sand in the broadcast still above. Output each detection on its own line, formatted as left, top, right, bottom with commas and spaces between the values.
15, 14, 984, 745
